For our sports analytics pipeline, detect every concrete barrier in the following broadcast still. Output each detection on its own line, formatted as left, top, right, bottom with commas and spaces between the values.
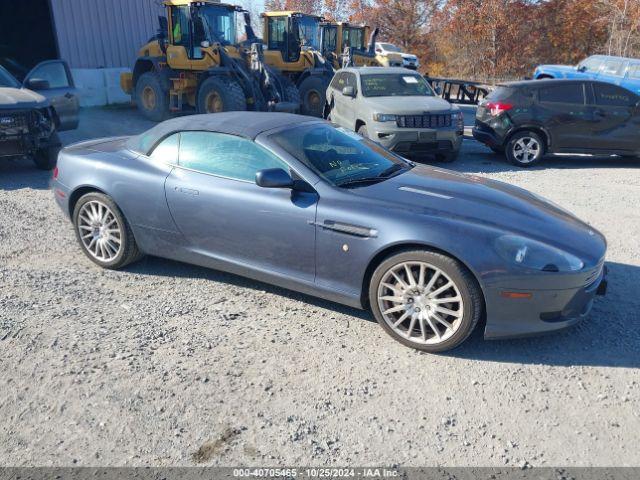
70, 68, 132, 107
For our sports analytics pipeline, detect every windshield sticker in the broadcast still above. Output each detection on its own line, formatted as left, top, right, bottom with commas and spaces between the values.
402, 76, 419, 84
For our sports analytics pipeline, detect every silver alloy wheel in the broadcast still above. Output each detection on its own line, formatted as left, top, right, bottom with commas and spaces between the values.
377, 261, 464, 345
513, 137, 541, 163
77, 200, 122, 262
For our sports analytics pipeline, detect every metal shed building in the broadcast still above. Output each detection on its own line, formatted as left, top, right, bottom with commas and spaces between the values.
0, 0, 164, 105
49, 0, 164, 69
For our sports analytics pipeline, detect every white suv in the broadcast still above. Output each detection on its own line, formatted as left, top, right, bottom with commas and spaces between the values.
375, 42, 419, 70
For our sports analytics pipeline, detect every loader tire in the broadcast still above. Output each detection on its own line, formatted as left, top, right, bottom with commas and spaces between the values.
135, 72, 170, 122
299, 76, 328, 117
197, 76, 247, 114
281, 78, 301, 105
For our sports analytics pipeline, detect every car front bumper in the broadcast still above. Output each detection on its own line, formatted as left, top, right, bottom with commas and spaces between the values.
483, 265, 608, 339
372, 126, 463, 156
402, 59, 419, 70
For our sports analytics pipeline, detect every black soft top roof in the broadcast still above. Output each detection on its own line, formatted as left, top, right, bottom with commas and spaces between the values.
128, 112, 321, 155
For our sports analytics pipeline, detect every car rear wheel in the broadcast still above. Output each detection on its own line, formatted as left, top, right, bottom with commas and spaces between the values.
357, 124, 369, 139
369, 250, 483, 352
73, 193, 143, 269
506, 131, 545, 167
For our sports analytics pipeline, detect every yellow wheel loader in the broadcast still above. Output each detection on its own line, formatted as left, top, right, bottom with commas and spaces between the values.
334, 23, 404, 68
120, 0, 299, 122
261, 11, 336, 117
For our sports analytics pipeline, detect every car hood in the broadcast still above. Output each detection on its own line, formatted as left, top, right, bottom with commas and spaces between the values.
0, 87, 48, 109
535, 64, 576, 75
348, 165, 605, 262
364, 95, 455, 115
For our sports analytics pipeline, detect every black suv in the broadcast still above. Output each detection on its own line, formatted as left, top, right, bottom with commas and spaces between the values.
473, 79, 640, 166
0, 61, 78, 170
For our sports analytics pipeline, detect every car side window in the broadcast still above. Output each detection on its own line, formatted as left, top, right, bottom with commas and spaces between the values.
150, 133, 180, 164
593, 83, 637, 107
27, 62, 72, 88
178, 131, 289, 182
627, 63, 640, 79
538, 84, 584, 104
601, 59, 624, 76
580, 57, 603, 72
330, 72, 345, 90
343, 72, 357, 88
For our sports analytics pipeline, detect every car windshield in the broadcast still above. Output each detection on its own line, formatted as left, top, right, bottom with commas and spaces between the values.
0, 65, 20, 88
270, 123, 412, 187
198, 5, 237, 45
380, 43, 401, 52
361, 73, 435, 97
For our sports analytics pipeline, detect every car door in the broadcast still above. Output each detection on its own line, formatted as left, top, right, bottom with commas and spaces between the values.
622, 62, 640, 96
328, 72, 346, 124
164, 131, 318, 282
588, 82, 640, 152
597, 58, 626, 85
335, 72, 358, 128
574, 56, 604, 79
23, 60, 79, 131
535, 82, 592, 151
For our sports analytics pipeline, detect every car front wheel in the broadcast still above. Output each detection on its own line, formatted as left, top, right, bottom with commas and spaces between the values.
73, 192, 143, 269
506, 131, 545, 167
369, 250, 483, 352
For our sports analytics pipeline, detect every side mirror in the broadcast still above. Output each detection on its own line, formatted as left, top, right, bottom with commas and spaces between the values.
25, 78, 50, 90
434, 85, 443, 96
577, 65, 587, 72
342, 86, 356, 97
256, 168, 294, 189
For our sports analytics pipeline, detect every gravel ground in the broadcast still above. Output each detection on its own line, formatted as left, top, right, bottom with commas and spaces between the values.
0, 106, 638, 467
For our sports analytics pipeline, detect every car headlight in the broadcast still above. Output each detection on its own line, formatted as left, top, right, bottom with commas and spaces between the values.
495, 235, 584, 272
453, 110, 464, 130
373, 113, 397, 122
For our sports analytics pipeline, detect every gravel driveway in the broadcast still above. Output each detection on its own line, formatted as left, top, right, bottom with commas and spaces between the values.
1, 106, 638, 467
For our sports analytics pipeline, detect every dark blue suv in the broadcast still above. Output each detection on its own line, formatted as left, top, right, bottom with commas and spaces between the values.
533, 55, 640, 96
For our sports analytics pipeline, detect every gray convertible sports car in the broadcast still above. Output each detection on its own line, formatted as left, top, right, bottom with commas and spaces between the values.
52, 112, 608, 352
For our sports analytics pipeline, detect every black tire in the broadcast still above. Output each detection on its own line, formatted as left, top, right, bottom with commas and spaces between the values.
299, 76, 328, 117
505, 130, 545, 167
281, 77, 301, 106
357, 124, 369, 139
72, 192, 143, 270
33, 133, 61, 170
197, 76, 246, 114
436, 150, 459, 163
369, 249, 483, 353
135, 72, 170, 122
